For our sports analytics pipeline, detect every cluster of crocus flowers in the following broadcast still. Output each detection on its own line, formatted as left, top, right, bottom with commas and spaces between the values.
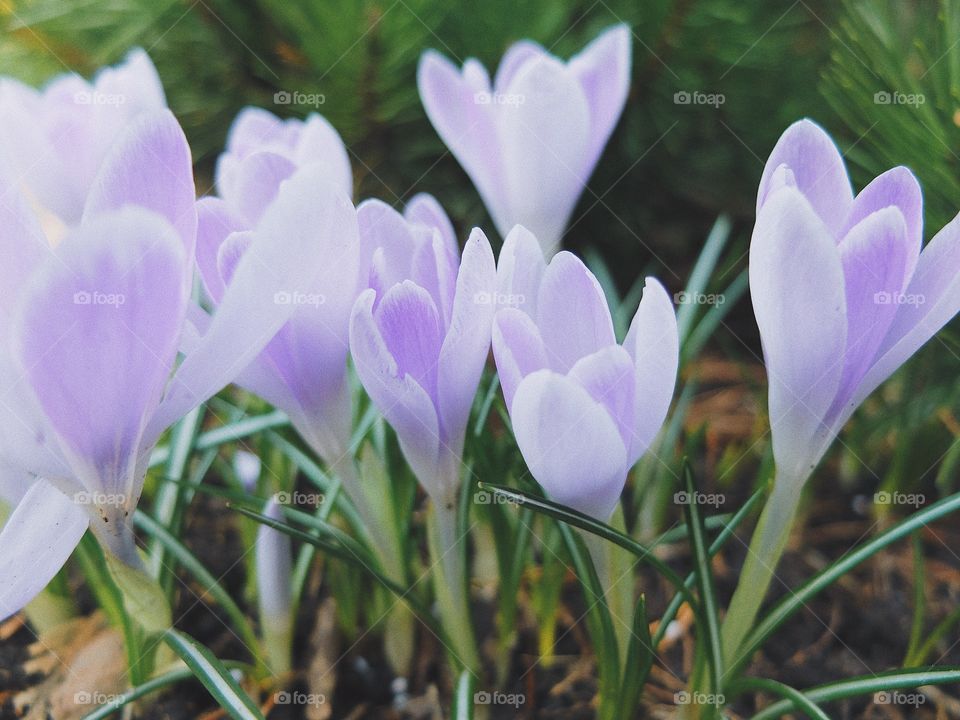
723, 119, 960, 662
493, 226, 678, 520
418, 24, 632, 257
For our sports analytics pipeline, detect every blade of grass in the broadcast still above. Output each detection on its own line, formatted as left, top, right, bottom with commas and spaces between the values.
149, 410, 289, 467
731, 677, 830, 720
163, 630, 263, 720
619, 595, 654, 720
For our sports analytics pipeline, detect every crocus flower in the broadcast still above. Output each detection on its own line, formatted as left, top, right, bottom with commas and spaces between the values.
256, 497, 293, 675
723, 118, 960, 662
0, 110, 338, 622
493, 226, 678, 520
418, 24, 631, 257
349, 197, 496, 511
194, 107, 359, 465
0, 48, 166, 228
752, 119, 960, 484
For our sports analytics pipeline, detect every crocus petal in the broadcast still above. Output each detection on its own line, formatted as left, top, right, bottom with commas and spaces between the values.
82, 109, 197, 259
840, 167, 922, 285
492, 307, 549, 410
757, 119, 854, 238
195, 197, 244, 304
256, 498, 292, 621
0, 479, 88, 623
623, 277, 679, 463
374, 281, 444, 405
0, 179, 49, 331
568, 344, 635, 452
148, 168, 359, 445
93, 47, 166, 109
750, 187, 846, 481
831, 207, 908, 415
493, 40, 547, 93
848, 212, 960, 421
295, 114, 353, 197
350, 289, 441, 493
404, 192, 458, 256
228, 151, 297, 226
437, 228, 496, 447
418, 51, 506, 230
511, 370, 627, 520
568, 23, 632, 169
498, 56, 591, 254
358, 199, 418, 294
224, 106, 287, 158
216, 231, 255, 286
496, 224, 545, 316
14, 208, 186, 496
536, 251, 616, 372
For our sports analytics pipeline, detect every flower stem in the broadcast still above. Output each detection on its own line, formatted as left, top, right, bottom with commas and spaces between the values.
720, 476, 802, 675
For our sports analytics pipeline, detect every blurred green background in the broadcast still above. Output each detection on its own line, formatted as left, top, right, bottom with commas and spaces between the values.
3, 0, 960, 497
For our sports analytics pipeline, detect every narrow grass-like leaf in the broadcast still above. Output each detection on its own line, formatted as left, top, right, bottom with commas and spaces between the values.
905, 532, 926, 664
681, 461, 724, 696
676, 214, 732, 344
149, 411, 289, 467
731, 677, 830, 720
619, 595, 653, 720
682, 270, 748, 362
748, 667, 960, 720
736, 491, 960, 678
451, 669, 476, 720
163, 630, 263, 720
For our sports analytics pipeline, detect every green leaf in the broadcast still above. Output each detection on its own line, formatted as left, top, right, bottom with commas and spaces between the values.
736, 491, 960, 677
149, 411, 289, 467
619, 595, 654, 720
748, 667, 960, 720
104, 552, 173, 636
731, 677, 830, 720
680, 461, 724, 696
676, 214, 732, 345
163, 630, 263, 720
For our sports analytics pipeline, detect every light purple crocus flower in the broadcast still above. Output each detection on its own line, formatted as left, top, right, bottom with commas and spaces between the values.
752, 119, 960, 484
193, 107, 360, 466
493, 226, 678, 520
0, 110, 338, 622
349, 197, 496, 511
418, 24, 631, 257
0, 48, 166, 228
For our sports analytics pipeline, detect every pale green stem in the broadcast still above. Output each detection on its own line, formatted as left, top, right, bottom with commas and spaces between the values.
583, 509, 634, 671
720, 476, 802, 672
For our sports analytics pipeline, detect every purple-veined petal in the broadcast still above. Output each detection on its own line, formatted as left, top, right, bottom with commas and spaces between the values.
492, 307, 548, 411
148, 168, 360, 446
839, 166, 922, 285
374, 281, 444, 406
82, 109, 197, 259
195, 197, 245, 304
623, 277, 679, 463
417, 51, 506, 232
830, 207, 908, 418
14, 208, 187, 497
216, 230, 255, 286
0, 178, 49, 330
0, 479, 88, 623
493, 40, 547, 94
359, 199, 419, 296
511, 369, 627, 520
757, 119, 854, 238
496, 224, 545, 317
350, 289, 441, 493
846, 212, 960, 424
536, 251, 616, 372
568, 344, 635, 452
568, 23, 631, 170
750, 187, 846, 482
437, 228, 496, 448
404, 192, 457, 256
224, 106, 287, 158
93, 48, 166, 110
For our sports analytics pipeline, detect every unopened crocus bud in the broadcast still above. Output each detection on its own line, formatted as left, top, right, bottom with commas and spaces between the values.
256, 498, 293, 677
